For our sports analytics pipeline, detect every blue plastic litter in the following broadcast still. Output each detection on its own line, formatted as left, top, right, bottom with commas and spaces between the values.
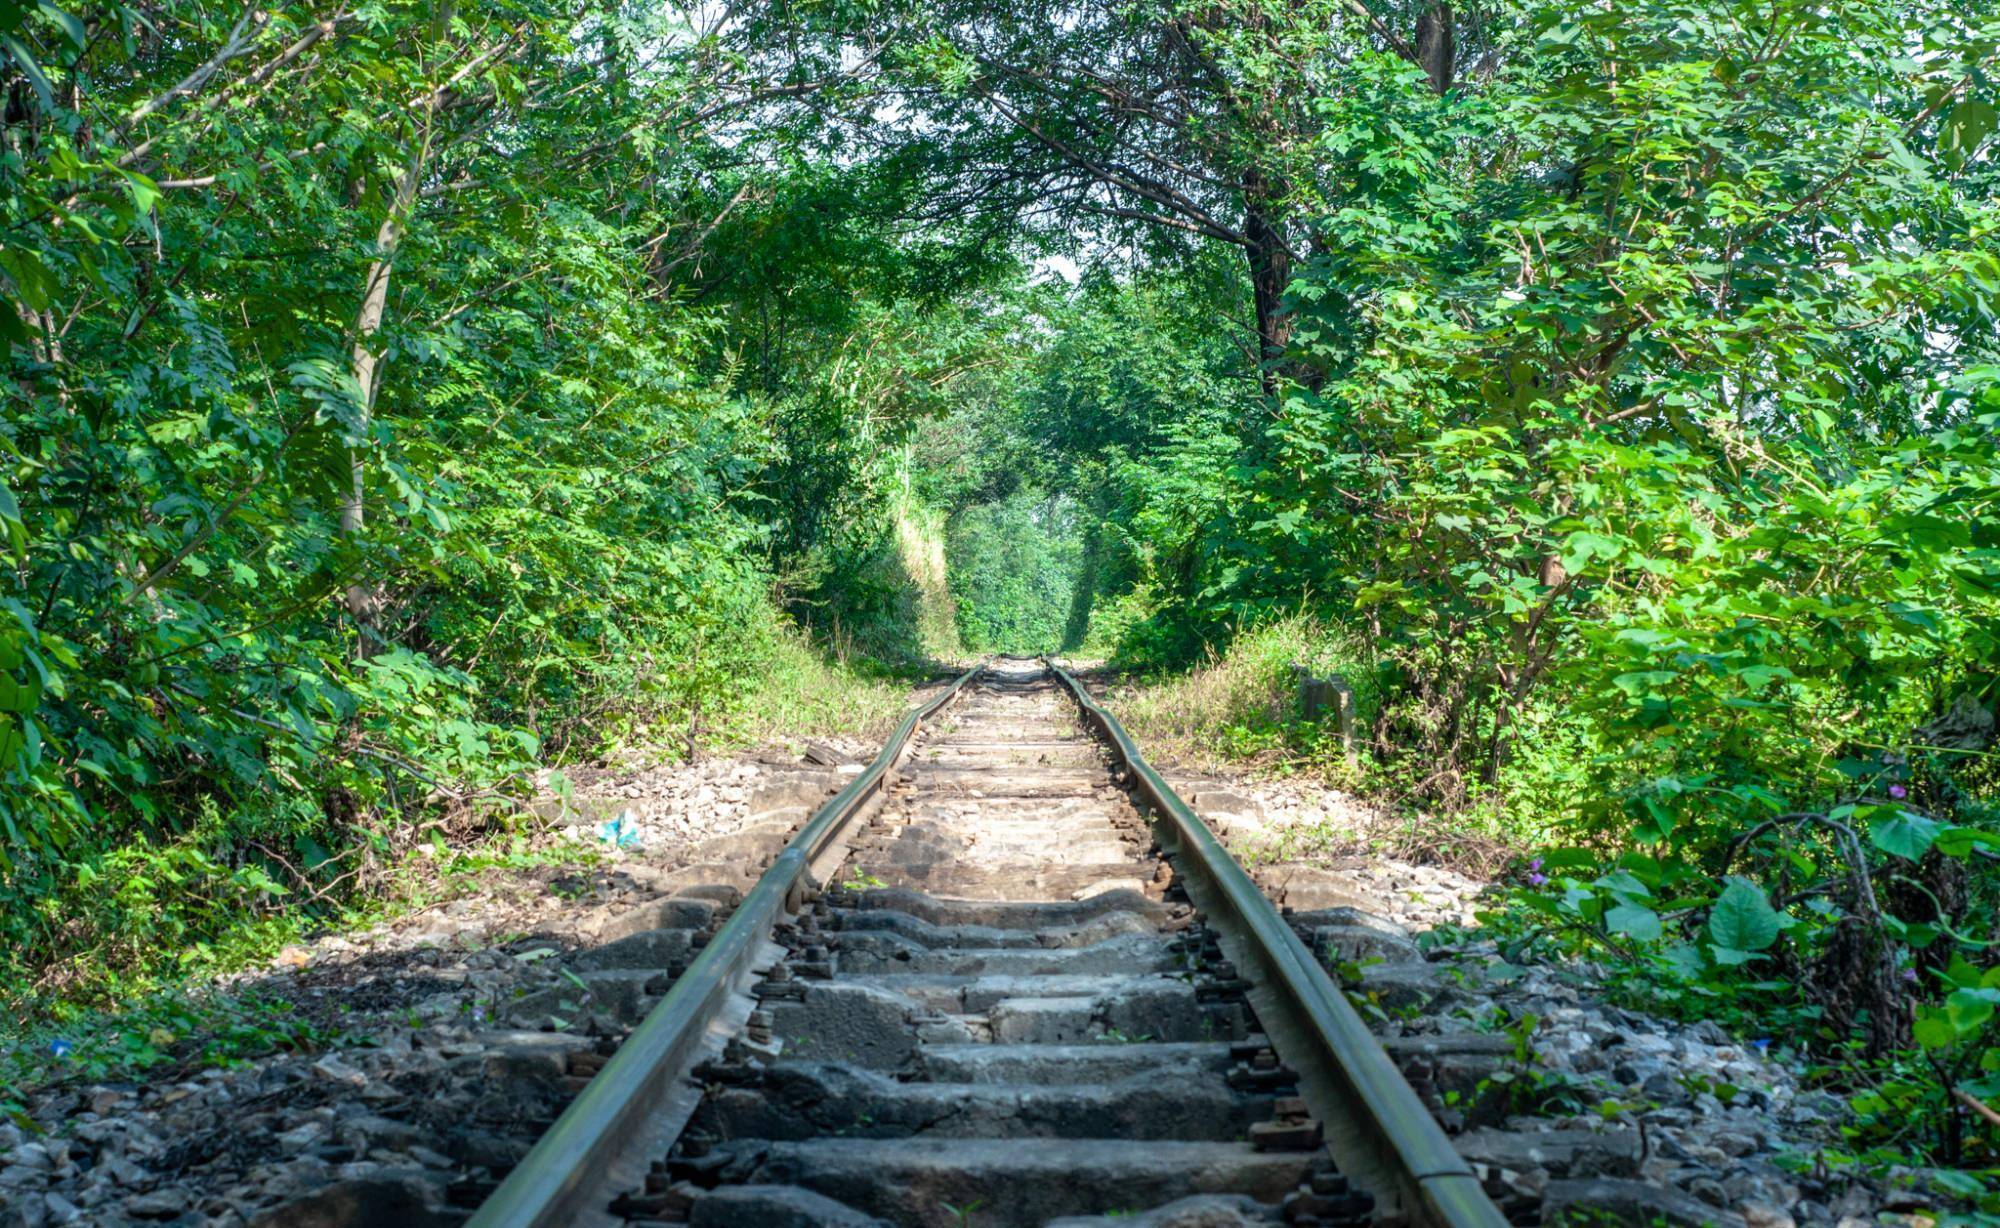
596, 812, 642, 850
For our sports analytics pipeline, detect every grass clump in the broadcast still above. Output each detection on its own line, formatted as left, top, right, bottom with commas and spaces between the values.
724, 625, 933, 748
1104, 614, 1534, 874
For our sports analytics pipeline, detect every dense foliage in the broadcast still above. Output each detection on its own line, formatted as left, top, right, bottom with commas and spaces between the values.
0, 0, 980, 1001
7, 0, 2000, 1207
887, 0, 2000, 1201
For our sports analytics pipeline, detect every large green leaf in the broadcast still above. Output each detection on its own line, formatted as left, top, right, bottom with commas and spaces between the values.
1707, 879, 1780, 960
1606, 902, 1662, 942
1945, 988, 2000, 1035
1870, 810, 1942, 861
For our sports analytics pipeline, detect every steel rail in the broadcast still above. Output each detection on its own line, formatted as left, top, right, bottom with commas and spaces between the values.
468, 659, 990, 1228
1046, 659, 1508, 1228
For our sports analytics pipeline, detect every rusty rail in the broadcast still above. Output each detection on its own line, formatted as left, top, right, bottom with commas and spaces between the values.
471, 655, 1502, 1227
1045, 658, 1507, 1228
467, 659, 989, 1228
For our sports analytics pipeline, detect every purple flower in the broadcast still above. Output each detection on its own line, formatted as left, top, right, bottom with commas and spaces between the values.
1528, 857, 1544, 872
1750, 1038, 1771, 1052
1888, 784, 1908, 800
48, 1038, 73, 1059
1526, 872, 1549, 888
1900, 968, 1919, 984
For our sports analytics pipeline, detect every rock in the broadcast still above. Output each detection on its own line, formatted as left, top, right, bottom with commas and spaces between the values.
336, 1114, 426, 1152
1641, 1070, 1690, 1107
4, 1143, 51, 1172
1188, 790, 1258, 817
1453, 1127, 1641, 1178
1710, 1130, 1758, 1158
275, 1121, 329, 1153
1257, 866, 1379, 912
0, 1194, 48, 1228
1354, 962, 1447, 1010
689, 1183, 890, 1226
308, 1055, 367, 1088
1541, 1177, 1748, 1227
1720, 1171, 1799, 1211
1311, 923, 1424, 966
1740, 1202, 1796, 1228
121, 1189, 191, 1219
249, 1174, 451, 1228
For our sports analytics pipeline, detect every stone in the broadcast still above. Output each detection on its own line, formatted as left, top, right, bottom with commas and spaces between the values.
1049, 1193, 1282, 1226
1312, 923, 1424, 966
765, 982, 920, 1070
1710, 1130, 1759, 1158
1740, 1202, 1796, 1228
1641, 1070, 1691, 1106
1453, 1127, 1641, 1178
689, 1183, 890, 1227
3, 1143, 51, 1172
308, 1055, 367, 1088
1188, 790, 1258, 817
1354, 962, 1447, 1010
1257, 866, 1378, 912
249, 1174, 451, 1228
122, 1188, 191, 1218
275, 1122, 329, 1153
336, 1115, 426, 1152
1541, 1177, 1749, 1227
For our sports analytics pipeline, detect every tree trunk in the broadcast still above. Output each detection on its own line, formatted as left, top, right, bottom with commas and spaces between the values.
1242, 174, 1294, 396
342, 126, 431, 648
1415, 4, 1455, 95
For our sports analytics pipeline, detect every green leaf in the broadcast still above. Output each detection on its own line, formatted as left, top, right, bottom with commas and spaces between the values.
0, 671, 40, 713
1914, 1010, 1958, 1051
1594, 869, 1651, 901
1870, 810, 1941, 861
1932, 826, 2000, 858
1708, 879, 1780, 955
1606, 902, 1662, 942
0, 33, 52, 109
1944, 99, 1997, 159
35, 3, 82, 49
1945, 988, 2000, 1035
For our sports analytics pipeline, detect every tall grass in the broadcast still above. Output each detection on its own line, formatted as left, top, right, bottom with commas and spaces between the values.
726, 625, 926, 747
1110, 616, 1374, 771
1104, 614, 1535, 873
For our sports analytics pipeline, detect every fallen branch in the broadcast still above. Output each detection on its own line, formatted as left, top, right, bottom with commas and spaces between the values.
1956, 1088, 2000, 1129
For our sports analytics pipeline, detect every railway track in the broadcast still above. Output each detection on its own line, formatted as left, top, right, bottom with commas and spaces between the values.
469, 660, 1505, 1228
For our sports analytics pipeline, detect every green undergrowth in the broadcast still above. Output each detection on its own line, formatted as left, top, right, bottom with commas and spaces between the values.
3, 986, 349, 1125
1, 627, 924, 1064
726, 627, 935, 748
1105, 616, 1535, 873
1, 832, 602, 1102
1110, 615, 1372, 770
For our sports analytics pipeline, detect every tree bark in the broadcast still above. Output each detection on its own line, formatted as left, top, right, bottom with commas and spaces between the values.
341, 121, 431, 647
1415, 3, 1455, 95
1242, 173, 1294, 395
